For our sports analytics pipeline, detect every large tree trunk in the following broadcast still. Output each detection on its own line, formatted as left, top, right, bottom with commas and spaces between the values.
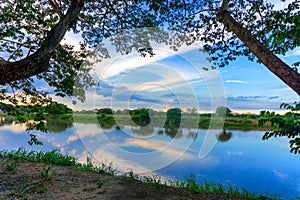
0, 0, 84, 85
217, 5, 300, 96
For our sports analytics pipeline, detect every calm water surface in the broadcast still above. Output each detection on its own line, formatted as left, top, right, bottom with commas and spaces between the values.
0, 121, 299, 198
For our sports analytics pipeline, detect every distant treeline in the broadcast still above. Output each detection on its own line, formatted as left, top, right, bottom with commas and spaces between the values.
0, 101, 261, 119
0, 102, 72, 115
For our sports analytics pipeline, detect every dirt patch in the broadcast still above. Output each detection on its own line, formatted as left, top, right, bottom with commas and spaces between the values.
0, 158, 252, 200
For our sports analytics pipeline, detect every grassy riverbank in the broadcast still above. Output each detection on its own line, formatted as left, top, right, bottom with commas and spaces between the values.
0, 148, 279, 200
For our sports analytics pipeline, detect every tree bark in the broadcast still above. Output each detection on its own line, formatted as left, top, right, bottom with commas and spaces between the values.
0, 0, 84, 85
217, 8, 300, 96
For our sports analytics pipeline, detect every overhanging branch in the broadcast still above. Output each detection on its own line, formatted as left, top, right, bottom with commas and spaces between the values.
0, 0, 84, 85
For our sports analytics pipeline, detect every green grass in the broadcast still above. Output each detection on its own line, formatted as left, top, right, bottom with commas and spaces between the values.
0, 148, 288, 199
0, 158, 18, 174
124, 171, 284, 200
0, 148, 117, 175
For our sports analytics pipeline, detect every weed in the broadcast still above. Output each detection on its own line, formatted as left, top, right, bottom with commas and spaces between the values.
125, 170, 139, 181
185, 174, 200, 193
142, 175, 162, 191
1, 159, 18, 174
96, 180, 105, 188
98, 161, 117, 175
40, 165, 52, 180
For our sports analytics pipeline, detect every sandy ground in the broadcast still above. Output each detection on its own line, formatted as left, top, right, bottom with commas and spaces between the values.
0, 158, 252, 200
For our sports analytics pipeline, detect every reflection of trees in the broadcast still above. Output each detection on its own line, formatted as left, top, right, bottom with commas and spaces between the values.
187, 130, 197, 140
46, 119, 73, 133
216, 129, 232, 142
131, 126, 155, 137
97, 116, 116, 129
164, 125, 183, 139
0, 116, 14, 126
130, 124, 198, 140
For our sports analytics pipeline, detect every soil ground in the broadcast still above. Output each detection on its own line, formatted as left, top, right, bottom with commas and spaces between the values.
0, 158, 253, 200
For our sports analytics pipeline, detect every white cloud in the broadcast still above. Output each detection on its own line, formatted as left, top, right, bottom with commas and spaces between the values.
0, 123, 27, 134
269, 0, 294, 10
62, 31, 83, 51
284, 47, 300, 57
276, 87, 293, 92
73, 123, 103, 139
225, 80, 248, 84
273, 169, 287, 180
67, 135, 79, 143
226, 150, 244, 156
91, 148, 153, 174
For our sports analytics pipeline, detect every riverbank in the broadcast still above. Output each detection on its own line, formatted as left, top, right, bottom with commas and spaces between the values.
0, 149, 268, 200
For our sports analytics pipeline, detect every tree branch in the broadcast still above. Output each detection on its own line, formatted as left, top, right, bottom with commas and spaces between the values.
217, 3, 300, 96
0, 0, 84, 85
48, 0, 63, 18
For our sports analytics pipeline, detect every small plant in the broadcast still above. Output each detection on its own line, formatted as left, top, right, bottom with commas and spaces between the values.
96, 180, 105, 188
40, 165, 51, 180
125, 170, 140, 181
142, 175, 162, 191
1, 159, 18, 174
185, 174, 200, 193
98, 161, 117, 175
16, 181, 47, 198
86, 156, 93, 167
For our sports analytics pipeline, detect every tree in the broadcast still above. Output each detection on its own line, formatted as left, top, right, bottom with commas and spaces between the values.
165, 108, 182, 127
45, 102, 72, 115
215, 106, 232, 117
97, 108, 113, 116
259, 102, 300, 154
129, 108, 151, 127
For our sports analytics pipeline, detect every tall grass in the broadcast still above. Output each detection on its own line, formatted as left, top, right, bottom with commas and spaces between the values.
0, 148, 116, 175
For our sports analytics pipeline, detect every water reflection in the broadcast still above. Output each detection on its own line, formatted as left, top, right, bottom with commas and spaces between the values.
216, 129, 233, 142
46, 119, 73, 133
0, 116, 13, 126
129, 124, 198, 140
131, 126, 156, 138
97, 116, 115, 129
0, 119, 299, 198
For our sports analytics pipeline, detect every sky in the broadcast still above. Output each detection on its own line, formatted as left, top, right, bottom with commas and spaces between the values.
56, 34, 299, 114
47, 0, 299, 114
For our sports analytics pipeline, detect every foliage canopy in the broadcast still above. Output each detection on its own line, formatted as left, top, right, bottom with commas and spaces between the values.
259, 102, 300, 154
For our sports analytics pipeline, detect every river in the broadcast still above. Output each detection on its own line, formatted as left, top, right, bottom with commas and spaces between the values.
0, 119, 299, 198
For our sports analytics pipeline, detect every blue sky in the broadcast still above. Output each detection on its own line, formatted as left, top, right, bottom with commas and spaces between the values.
61, 39, 299, 114
219, 54, 299, 112
46, 0, 299, 113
